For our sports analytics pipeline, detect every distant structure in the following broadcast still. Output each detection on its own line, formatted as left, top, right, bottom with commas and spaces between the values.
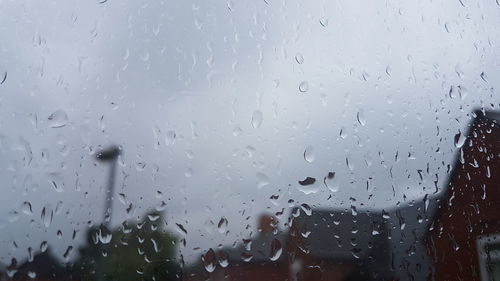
426, 110, 500, 281
12, 249, 76, 281
95, 145, 121, 226
184, 214, 289, 281
185, 111, 500, 281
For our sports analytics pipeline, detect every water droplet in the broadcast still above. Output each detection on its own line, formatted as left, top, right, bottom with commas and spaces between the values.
241, 252, 253, 262
298, 177, 316, 186
300, 203, 312, 216
319, 17, 329, 27
202, 248, 217, 272
148, 213, 160, 221
303, 146, 314, 163
269, 239, 282, 261
382, 210, 390, 219
256, 172, 270, 189
40, 241, 48, 252
232, 126, 242, 136
324, 172, 339, 192
454, 130, 466, 148
217, 217, 228, 233
8, 210, 19, 222
480, 72, 488, 82
357, 110, 366, 126
47, 110, 68, 128
457, 85, 468, 100
41, 205, 53, 228
295, 53, 304, 64
351, 205, 358, 216
118, 193, 128, 205
22, 201, 33, 215
297, 177, 319, 194
165, 131, 176, 146
0, 72, 7, 85
176, 223, 188, 235
151, 238, 161, 253
299, 81, 309, 93
63, 246, 73, 261
251, 110, 263, 128
47, 172, 64, 192
218, 251, 229, 267
135, 161, 146, 171
98, 228, 112, 244
339, 126, 348, 139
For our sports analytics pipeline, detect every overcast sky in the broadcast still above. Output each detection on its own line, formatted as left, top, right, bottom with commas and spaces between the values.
0, 0, 499, 265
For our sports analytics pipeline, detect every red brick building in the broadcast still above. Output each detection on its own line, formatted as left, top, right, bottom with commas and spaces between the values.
427, 110, 500, 281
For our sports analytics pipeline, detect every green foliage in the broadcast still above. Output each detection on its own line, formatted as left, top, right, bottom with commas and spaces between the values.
74, 211, 182, 281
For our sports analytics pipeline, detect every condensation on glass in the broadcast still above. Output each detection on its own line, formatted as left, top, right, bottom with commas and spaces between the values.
0, 1, 499, 281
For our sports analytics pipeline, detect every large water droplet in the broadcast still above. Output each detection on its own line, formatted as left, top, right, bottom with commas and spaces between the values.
217, 217, 228, 234
299, 81, 309, 93
319, 17, 329, 27
303, 146, 314, 163
47, 110, 68, 128
41, 205, 53, 228
241, 252, 253, 262
324, 172, 339, 192
251, 110, 263, 128
98, 228, 112, 244
218, 251, 229, 268
300, 203, 313, 216
297, 177, 319, 194
454, 130, 466, 148
298, 177, 316, 186
21, 201, 33, 215
202, 248, 217, 272
269, 239, 282, 261
40, 241, 48, 252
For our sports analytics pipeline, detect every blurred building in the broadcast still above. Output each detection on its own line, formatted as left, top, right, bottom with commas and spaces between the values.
11, 249, 77, 281
184, 215, 289, 281
426, 110, 500, 281
185, 110, 500, 281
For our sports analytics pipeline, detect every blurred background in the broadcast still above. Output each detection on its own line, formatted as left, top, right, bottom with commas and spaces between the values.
0, 0, 499, 280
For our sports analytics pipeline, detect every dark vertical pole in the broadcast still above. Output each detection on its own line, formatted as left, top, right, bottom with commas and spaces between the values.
95, 146, 121, 281
103, 157, 117, 226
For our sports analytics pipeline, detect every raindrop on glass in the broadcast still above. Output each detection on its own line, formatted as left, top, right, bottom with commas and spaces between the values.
269, 239, 282, 261
324, 172, 339, 192
303, 146, 314, 163
47, 110, 68, 128
299, 81, 309, 93
319, 17, 329, 27
357, 110, 366, 126
454, 130, 466, 148
256, 172, 270, 189
251, 110, 263, 128
217, 217, 228, 234
202, 248, 217, 272
295, 53, 304, 64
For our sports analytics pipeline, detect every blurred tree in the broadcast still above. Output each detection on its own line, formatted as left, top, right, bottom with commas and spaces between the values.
74, 211, 181, 281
